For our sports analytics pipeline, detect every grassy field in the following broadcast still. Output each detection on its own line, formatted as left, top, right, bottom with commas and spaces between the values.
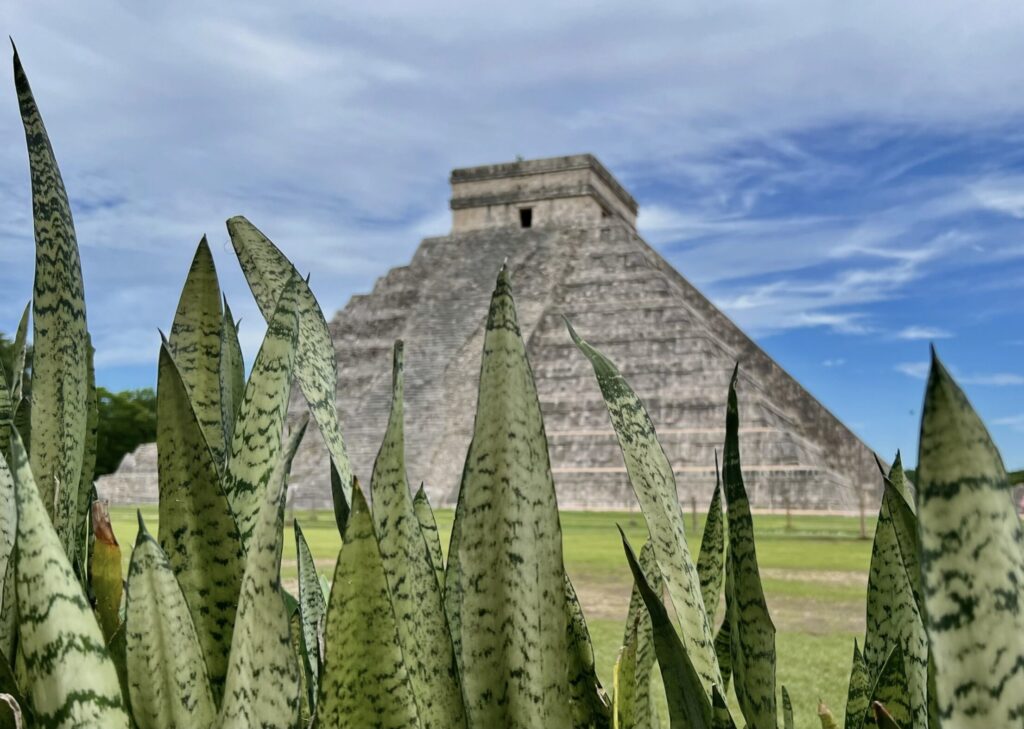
110, 506, 870, 728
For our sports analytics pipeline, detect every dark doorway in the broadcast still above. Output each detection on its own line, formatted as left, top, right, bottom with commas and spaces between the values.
519, 208, 533, 228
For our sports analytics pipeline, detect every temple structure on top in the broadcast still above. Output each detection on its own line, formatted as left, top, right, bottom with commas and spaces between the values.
99, 153, 881, 511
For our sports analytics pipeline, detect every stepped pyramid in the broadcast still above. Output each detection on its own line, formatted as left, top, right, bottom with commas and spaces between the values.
283, 154, 879, 511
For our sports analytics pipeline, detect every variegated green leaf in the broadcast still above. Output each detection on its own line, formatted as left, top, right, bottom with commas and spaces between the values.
881, 465, 922, 619
871, 702, 904, 729
156, 342, 243, 699
9, 431, 129, 728
863, 452, 927, 729
15, 47, 89, 556
916, 353, 1024, 727
125, 513, 216, 729
317, 485, 421, 729
614, 630, 638, 729
9, 302, 29, 405
169, 237, 225, 466
284, 591, 314, 725
621, 529, 712, 729
451, 268, 571, 728
0, 438, 16, 660
722, 366, 777, 729
226, 216, 354, 519
223, 279, 299, 553
712, 685, 738, 729
74, 336, 97, 566
219, 297, 244, 451
293, 520, 325, 700
443, 483, 465, 675
844, 640, 870, 729
568, 320, 721, 696
219, 416, 307, 729
370, 340, 466, 729
565, 572, 612, 729
866, 646, 911, 729
782, 685, 794, 729
413, 484, 445, 591
619, 540, 662, 729
330, 458, 348, 536
714, 612, 732, 692
697, 460, 725, 625
0, 366, 10, 468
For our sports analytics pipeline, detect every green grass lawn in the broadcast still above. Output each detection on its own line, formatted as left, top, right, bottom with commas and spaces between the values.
110, 506, 869, 729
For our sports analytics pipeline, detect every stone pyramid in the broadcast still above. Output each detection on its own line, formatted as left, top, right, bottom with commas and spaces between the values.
283, 154, 879, 511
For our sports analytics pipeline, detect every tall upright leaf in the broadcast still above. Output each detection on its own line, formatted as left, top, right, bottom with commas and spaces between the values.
619, 540, 662, 729
449, 267, 572, 728
565, 573, 612, 729
782, 686, 794, 729
863, 453, 927, 729
916, 352, 1024, 727
223, 279, 300, 553
125, 514, 216, 729
227, 216, 353, 519
712, 686, 738, 729
219, 417, 308, 729
568, 320, 721, 695
697, 458, 725, 625
844, 640, 870, 729
293, 520, 326, 699
219, 298, 244, 450
443, 482, 465, 673
370, 340, 466, 729
865, 646, 911, 729
168, 238, 225, 465
0, 366, 10, 464
722, 366, 777, 729
9, 302, 29, 405
413, 484, 445, 590
317, 486, 421, 729
15, 47, 90, 555
0, 438, 16, 658
621, 530, 713, 729
156, 342, 243, 698
75, 336, 98, 558
9, 432, 129, 728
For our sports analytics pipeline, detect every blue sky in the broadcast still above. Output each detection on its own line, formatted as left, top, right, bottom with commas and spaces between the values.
1, 2, 1022, 469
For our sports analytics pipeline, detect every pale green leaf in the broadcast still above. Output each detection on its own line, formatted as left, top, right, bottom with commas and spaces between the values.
227, 216, 354, 520
844, 640, 869, 729
722, 366, 777, 729
782, 685, 794, 729
317, 485, 421, 729
865, 646, 911, 729
916, 352, 1024, 727
156, 342, 243, 699
413, 484, 445, 591
15, 48, 89, 556
9, 302, 29, 405
219, 297, 244, 451
712, 685, 738, 729
294, 520, 326, 700
125, 514, 216, 729
565, 572, 612, 729
568, 320, 721, 696
619, 540, 662, 729
0, 437, 16, 660
450, 268, 571, 728
9, 431, 129, 728
443, 483, 465, 675
697, 461, 725, 626
223, 278, 300, 553
168, 237, 226, 466
284, 591, 314, 724
370, 340, 466, 729
219, 416, 308, 729
75, 335, 97, 564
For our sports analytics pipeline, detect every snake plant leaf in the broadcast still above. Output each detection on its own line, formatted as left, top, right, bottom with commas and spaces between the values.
0, 369, 10, 474
865, 646, 911, 729
90, 501, 123, 643
9, 302, 29, 405
156, 342, 243, 698
782, 685, 794, 729
450, 268, 572, 728
284, 590, 314, 724
620, 540, 662, 729
0, 649, 27, 729
714, 612, 732, 692
294, 520, 326, 698
871, 702, 904, 729
75, 337, 98, 563
413, 484, 445, 590
443, 482, 465, 674
697, 459, 725, 625
565, 572, 613, 729
819, 701, 841, 729
125, 513, 216, 729
219, 415, 307, 729
722, 366, 777, 729
168, 237, 226, 466
9, 431, 130, 728
226, 216, 354, 516
15, 47, 90, 556
614, 627, 638, 729
863, 452, 927, 729
11, 400, 28, 460
916, 352, 1024, 727
106, 622, 131, 720
223, 278, 300, 553
711, 685, 738, 729
370, 340, 466, 729
0, 442, 16, 656
219, 297, 244, 451
621, 529, 712, 729
317, 484, 422, 729
844, 640, 869, 729
329, 458, 350, 536
568, 320, 721, 695
881, 467, 923, 619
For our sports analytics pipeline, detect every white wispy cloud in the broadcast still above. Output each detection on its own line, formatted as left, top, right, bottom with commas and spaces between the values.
895, 361, 1024, 386
994, 414, 1024, 432
896, 361, 930, 380
895, 326, 953, 340
822, 358, 846, 367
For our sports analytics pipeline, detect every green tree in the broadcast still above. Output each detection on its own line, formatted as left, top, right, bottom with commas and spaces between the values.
95, 387, 157, 476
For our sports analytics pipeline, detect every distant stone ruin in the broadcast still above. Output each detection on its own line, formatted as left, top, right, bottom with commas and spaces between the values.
99, 154, 881, 511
